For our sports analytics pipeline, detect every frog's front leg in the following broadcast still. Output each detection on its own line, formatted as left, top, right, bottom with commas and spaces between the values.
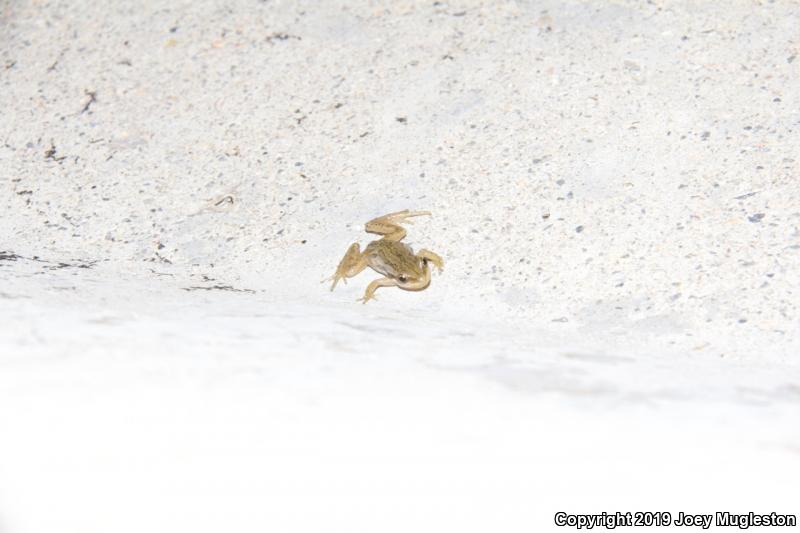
416, 249, 444, 273
358, 277, 400, 303
365, 210, 431, 242
328, 243, 369, 291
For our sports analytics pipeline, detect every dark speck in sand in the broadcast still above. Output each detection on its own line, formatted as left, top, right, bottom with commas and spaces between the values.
0, 251, 23, 262
182, 285, 255, 294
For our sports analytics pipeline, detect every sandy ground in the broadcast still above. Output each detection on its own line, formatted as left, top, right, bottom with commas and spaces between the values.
1, 0, 799, 531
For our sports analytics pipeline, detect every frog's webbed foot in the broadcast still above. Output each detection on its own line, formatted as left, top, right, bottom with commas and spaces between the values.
417, 249, 444, 273
327, 243, 369, 291
357, 277, 399, 303
365, 210, 431, 242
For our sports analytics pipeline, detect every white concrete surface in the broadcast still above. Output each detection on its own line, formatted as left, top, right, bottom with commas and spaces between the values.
1, 0, 799, 531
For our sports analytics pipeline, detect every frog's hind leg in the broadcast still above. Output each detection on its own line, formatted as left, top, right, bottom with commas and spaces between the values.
365, 210, 431, 242
358, 277, 399, 303
416, 249, 444, 273
327, 243, 369, 291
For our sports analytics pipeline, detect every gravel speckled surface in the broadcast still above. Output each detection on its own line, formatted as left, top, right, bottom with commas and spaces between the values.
1, 1, 799, 531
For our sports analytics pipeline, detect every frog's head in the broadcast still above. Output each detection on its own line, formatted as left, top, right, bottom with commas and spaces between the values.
396, 258, 431, 290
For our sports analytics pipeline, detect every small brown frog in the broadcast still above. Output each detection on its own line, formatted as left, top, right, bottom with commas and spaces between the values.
328, 210, 444, 303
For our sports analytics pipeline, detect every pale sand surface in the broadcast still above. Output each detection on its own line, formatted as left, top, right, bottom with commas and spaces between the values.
1, 0, 799, 531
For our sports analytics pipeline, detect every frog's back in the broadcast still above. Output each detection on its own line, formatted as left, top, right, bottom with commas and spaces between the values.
365, 239, 421, 279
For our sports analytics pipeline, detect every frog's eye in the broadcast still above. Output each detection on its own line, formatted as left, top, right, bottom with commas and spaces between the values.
399, 275, 408, 283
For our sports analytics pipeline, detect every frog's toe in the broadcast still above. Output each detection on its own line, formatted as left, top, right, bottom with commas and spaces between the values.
329, 275, 343, 291
425, 259, 444, 273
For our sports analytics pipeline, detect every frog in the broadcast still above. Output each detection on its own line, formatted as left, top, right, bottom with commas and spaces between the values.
327, 210, 444, 303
